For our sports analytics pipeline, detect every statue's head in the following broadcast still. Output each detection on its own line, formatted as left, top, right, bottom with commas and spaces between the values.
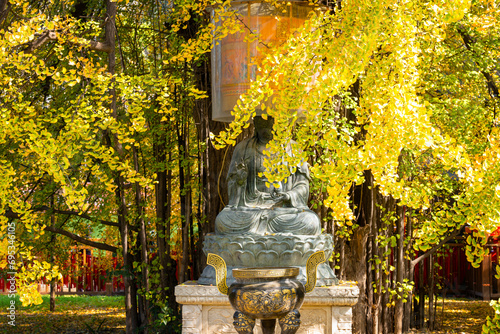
253, 116, 274, 144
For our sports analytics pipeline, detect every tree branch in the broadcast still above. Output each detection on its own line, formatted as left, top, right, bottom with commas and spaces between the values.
89, 40, 113, 53
5, 206, 119, 228
5, 208, 118, 252
0, 0, 10, 25
44, 225, 118, 252
23, 29, 114, 53
50, 207, 120, 228
24, 31, 58, 53
411, 227, 462, 269
457, 26, 499, 99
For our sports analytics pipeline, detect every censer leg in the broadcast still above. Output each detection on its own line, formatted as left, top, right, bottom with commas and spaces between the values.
261, 319, 277, 334
233, 311, 255, 334
278, 309, 301, 334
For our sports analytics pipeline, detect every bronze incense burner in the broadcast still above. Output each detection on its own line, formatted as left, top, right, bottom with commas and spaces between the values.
207, 251, 326, 334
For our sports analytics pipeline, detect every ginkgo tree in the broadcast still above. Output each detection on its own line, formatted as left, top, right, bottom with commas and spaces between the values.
213, 0, 499, 332
0, 0, 247, 332
1, 0, 499, 333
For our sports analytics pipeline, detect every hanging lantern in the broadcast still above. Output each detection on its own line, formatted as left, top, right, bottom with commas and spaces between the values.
210, 0, 320, 122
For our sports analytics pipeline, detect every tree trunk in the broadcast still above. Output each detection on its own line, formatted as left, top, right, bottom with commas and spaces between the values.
154, 134, 177, 313
338, 236, 345, 281
0, 0, 10, 25
133, 146, 150, 331
154, 141, 168, 296
190, 193, 197, 279
346, 170, 379, 334
50, 195, 56, 312
404, 210, 413, 332
345, 225, 369, 334
428, 255, 435, 330
369, 174, 380, 334
194, 151, 204, 280
165, 151, 178, 310
418, 258, 425, 329
49, 278, 56, 311
104, 1, 139, 331
394, 206, 405, 334
381, 219, 391, 334
177, 117, 191, 284
366, 233, 374, 334
119, 191, 139, 333
126, 252, 139, 331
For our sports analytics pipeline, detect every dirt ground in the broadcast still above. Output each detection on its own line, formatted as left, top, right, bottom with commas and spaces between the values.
406, 298, 494, 334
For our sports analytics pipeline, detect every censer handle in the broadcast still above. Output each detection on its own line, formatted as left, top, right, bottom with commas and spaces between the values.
304, 251, 326, 293
207, 253, 229, 295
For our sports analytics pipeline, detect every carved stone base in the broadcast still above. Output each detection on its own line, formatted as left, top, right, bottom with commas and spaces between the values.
198, 234, 337, 287
175, 281, 359, 334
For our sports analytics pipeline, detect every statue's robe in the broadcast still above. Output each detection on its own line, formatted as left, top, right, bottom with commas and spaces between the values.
215, 136, 321, 235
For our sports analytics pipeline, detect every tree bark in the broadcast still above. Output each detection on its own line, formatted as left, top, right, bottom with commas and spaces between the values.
133, 146, 150, 331
404, 210, 412, 332
154, 129, 178, 313
346, 225, 369, 334
50, 195, 56, 312
428, 255, 435, 330
457, 26, 499, 99
177, 115, 192, 284
338, 234, 345, 280
103, 1, 139, 332
44, 225, 118, 252
394, 206, 405, 334
381, 209, 392, 334
418, 258, 425, 329
154, 141, 168, 294
49, 277, 56, 311
368, 173, 380, 334
0, 0, 10, 25
345, 171, 383, 334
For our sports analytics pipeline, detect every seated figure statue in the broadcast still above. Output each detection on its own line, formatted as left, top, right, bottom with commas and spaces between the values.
215, 116, 321, 236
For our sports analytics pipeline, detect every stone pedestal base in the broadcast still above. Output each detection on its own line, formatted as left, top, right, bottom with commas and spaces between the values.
175, 281, 359, 334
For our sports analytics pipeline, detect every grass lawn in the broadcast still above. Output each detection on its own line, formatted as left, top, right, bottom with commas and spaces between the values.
0, 294, 125, 333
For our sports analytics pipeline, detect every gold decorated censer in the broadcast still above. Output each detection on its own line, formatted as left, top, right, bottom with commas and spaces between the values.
207, 251, 326, 334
